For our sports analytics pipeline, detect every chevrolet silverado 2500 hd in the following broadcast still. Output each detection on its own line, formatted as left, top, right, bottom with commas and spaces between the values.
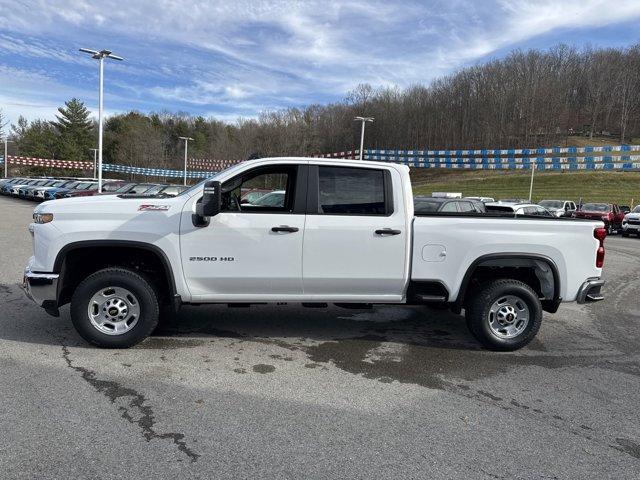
23, 158, 606, 350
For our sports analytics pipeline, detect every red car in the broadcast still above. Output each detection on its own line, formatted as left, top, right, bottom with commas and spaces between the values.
574, 203, 625, 234
63, 181, 124, 198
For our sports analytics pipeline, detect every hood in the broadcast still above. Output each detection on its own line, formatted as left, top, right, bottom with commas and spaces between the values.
35, 192, 188, 219
625, 213, 640, 221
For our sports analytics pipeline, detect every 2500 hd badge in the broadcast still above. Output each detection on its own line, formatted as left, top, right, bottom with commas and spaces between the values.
189, 256, 235, 261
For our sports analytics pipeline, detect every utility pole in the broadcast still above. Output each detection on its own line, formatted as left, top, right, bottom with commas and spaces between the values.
179, 136, 194, 186
354, 116, 374, 160
79, 48, 123, 192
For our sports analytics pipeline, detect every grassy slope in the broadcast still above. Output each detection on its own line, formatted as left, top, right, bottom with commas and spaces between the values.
411, 170, 640, 205
409, 137, 640, 206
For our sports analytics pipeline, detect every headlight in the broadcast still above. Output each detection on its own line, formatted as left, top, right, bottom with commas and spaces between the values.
33, 213, 54, 224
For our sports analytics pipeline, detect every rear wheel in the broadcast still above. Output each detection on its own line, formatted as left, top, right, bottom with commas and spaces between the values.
466, 279, 542, 351
70, 268, 159, 348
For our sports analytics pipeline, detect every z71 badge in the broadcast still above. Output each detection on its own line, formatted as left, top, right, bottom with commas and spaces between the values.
189, 256, 235, 262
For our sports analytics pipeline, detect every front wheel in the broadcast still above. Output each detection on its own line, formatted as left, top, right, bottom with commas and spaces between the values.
70, 268, 160, 348
466, 279, 542, 351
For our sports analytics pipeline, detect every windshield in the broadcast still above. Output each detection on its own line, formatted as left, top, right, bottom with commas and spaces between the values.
74, 182, 91, 190
582, 203, 608, 212
539, 200, 564, 209
632, 206, 640, 213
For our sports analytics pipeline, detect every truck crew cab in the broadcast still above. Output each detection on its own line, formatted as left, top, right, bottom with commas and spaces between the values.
23, 158, 606, 351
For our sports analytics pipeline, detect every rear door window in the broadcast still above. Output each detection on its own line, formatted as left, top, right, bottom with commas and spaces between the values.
458, 201, 475, 213
317, 166, 388, 215
440, 202, 459, 213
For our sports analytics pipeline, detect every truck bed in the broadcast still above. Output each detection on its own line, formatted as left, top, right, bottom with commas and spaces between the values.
411, 214, 603, 303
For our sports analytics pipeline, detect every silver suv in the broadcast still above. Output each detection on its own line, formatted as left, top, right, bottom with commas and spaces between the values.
539, 200, 577, 218
622, 205, 640, 237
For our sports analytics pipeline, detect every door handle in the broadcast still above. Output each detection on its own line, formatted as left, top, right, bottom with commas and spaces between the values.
271, 226, 299, 233
375, 228, 401, 236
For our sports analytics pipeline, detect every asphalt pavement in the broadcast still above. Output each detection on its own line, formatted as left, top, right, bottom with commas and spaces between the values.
0, 195, 638, 479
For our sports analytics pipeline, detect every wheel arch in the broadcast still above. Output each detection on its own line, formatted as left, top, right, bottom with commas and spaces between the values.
456, 253, 561, 313
54, 240, 178, 308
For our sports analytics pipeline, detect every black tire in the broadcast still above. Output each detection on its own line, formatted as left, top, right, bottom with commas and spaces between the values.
70, 268, 159, 348
465, 279, 542, 351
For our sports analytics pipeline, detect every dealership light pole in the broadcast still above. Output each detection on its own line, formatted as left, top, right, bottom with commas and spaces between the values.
179, 136, 194, 185
79, 48, 123, 192
528, 159, 536, 202
89, 148, 98, 179
3, 138, 11, 178
354, 116, 374, 160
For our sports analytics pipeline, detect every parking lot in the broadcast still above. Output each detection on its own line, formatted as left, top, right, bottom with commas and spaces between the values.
0, 194, 639, 478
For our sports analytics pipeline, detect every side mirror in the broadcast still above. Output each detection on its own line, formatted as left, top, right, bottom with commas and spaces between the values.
193, 180, 221, 227
198, 180, 222, 217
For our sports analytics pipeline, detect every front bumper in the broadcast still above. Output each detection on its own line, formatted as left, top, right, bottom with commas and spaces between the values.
576, 277, 605, 303
622, 223, 640, 233
22, 260, 60, 316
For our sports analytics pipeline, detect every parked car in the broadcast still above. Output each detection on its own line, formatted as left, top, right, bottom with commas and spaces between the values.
62, 181, 124, 198
24, 157, 606, 351
485, 202, 554, 217
249, 190, 286, 207
98, 181, 137, 195
19, 179, 57, 199
34, 180, 79, 201
62, 183, 99, 198
620, 205, 631, 214
538, 200, 577, 218
574, 203, 624, 234
111, 183, 160, 196
414, 196, 486, 213
55, 181, 97, 199
241, 188, 270, 204
45, 181, 82, 200
0, 178, 27, 194
621, 205, 640, 237
9, 179, 41, 196
158, 185, 188, 196
465, 196, 495, 204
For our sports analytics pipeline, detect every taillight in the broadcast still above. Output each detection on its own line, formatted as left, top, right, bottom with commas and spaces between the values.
594, 227, 606, 267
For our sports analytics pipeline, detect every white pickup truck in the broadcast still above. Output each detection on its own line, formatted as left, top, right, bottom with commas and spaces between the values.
23, 158, 606, 350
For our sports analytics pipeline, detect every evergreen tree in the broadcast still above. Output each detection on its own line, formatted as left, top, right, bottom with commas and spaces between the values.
52, 98, 94, 160
12, 116, 57, 158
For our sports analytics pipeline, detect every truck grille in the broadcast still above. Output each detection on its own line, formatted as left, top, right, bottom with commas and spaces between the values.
628, 220, 640, 225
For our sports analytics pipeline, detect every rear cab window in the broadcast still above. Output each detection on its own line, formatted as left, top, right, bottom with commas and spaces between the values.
313, 166, 391, 215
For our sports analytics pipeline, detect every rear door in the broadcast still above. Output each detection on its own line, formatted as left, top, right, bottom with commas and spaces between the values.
302, 164, 407, 301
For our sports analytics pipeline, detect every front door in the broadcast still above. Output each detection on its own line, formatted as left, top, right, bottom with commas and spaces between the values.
180, 164, 307, 301
302, 165, 408, 301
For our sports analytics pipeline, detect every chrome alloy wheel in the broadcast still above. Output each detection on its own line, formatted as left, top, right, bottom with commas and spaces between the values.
88, 286, 140, 335
487, 295, 530, 339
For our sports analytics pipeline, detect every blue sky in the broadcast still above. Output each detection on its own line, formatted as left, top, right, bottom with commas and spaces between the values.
1, 0, 639, 125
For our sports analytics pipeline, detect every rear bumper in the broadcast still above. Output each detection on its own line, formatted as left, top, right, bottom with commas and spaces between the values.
576, 277, 605, 303
22, 259, 60, 316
